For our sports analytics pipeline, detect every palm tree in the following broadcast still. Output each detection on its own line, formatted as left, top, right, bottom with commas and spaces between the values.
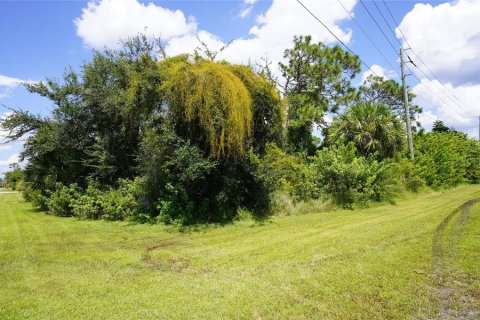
326, 102, 405, 159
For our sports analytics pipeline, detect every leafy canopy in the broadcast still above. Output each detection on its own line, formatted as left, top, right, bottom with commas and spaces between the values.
279, 35, 361, 154
326, 102, 405, 160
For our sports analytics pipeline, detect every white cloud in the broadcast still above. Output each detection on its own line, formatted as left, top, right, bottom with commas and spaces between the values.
239, 6, 253, 19
219, 0, 355, 67
416, 110, 437, 132
0, 145, 12, 151
75, 0, 197, 49
0, 153, 19, 166
76, 0, 357, 78
413, 79, 480, 138
239, 0, 258, 19
0, 75, 27, 87
360, 64, 398, 83
0, 75, 36, 99
398, 0, 480, 138
165, 30, 225, 58
0, 153, 20, 178
397, 0, 480, 86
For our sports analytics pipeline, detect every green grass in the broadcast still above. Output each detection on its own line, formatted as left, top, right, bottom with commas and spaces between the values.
1, 185, 479, 319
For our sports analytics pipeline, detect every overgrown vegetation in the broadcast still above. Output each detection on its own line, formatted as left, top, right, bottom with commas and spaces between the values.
1, 35, 479, 222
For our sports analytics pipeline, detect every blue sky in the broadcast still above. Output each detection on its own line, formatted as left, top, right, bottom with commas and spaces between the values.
1, 0, 479, 175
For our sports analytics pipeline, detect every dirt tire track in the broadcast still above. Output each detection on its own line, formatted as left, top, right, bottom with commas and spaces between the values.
432, 198, 480, 320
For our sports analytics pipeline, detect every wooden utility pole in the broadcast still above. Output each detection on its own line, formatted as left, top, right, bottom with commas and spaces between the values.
400, 48, 414, 160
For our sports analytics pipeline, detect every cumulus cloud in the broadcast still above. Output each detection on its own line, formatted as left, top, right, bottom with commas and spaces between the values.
0, 153, 19, 166
398, 0, 480, 138
397, 0, 480, 86
75, 0, 197, 49
165, 30, 225, 58
360, 64, 398, 83
413, 79, 480, 138
0, 75, 36, 98
75, 0, 357, 77
218, 0, 355, 68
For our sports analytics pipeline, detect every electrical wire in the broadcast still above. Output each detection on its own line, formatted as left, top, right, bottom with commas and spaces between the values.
297, 0, 470, 121
405, 64, 468, 118
296, 0, 380, 77
358, 0, 398, 55
371, 0, 403, 48
336, 0, 398, 73
382, 0, 476, 115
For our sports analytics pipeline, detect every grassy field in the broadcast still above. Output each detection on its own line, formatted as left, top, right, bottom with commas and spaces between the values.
1, 185, 479, 319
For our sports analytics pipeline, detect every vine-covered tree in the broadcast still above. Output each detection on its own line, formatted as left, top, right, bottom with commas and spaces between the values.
0, 35, 284, 223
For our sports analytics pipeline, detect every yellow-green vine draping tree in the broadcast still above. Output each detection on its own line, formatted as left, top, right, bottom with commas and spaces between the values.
160, 57, 254, 159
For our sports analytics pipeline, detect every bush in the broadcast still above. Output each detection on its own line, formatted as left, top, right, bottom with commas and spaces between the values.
414, 132, 480, 188
72, 182, 104, 220
72, 178, 145, 222
46, 183, 81, 217
396, 158, 425, 192
156, 183, 196, 224
140, 125, 273, 224
101, 178, 143, 221
23, 186, 49, 211
312, 143, 399, 208
260, 143, 319, 203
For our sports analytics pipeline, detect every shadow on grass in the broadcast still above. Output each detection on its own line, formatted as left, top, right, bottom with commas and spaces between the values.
171, 214, 275, 234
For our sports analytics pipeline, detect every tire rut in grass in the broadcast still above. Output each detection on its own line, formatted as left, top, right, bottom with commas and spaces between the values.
140, 238, 194, 273
432, 198, 480, 320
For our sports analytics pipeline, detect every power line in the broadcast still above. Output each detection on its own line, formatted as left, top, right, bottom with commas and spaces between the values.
295, 0, 380, 77
408, 57, 474, 115
405, 64, 468, 118
371, 0, 403, 48
358, 0, 398, 55
298, 0, 471, 122
382, 0, 475, 115
336, 0, 398, 73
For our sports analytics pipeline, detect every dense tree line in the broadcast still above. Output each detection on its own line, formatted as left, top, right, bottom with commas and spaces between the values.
2, 35, 479, 223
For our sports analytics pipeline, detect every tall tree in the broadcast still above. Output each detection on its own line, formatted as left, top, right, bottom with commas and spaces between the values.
279, 35, 361, 155
0, 35, 164, 189
359, 74, 422, 127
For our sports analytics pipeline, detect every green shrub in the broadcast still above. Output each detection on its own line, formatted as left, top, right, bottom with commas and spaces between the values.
23, 186, 49, 211
72, 178, 145, 222
156, 183, 196, 225
72, 182, 104, 220
140, 125, 273, 224
46, 183, 81, 217
101, 179, 143, 221
396, 158, 425, 192
414, 132, 480, 188
261, 143, 319, 202
312, 143, 399, 208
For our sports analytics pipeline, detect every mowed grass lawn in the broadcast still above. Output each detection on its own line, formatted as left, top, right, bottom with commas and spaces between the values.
1, 185, 479, 320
